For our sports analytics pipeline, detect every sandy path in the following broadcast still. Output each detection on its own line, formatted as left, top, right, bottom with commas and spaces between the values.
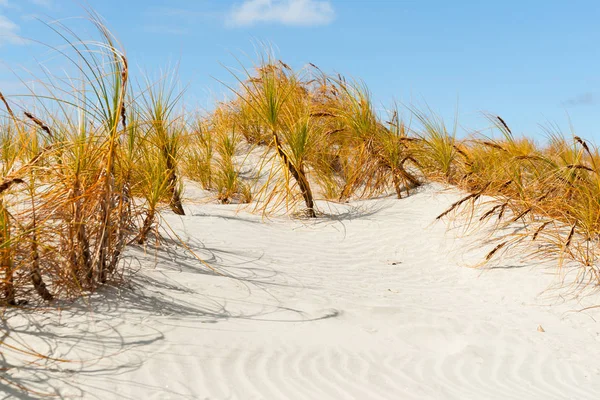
4, 184, 600, 399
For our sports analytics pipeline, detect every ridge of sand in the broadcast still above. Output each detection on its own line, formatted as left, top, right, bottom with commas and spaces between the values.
4, 183, 600, 399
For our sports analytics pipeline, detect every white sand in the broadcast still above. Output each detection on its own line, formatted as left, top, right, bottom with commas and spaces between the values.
4, 183, 600, 399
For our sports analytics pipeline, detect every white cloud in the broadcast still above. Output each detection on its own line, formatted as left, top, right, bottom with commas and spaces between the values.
0, 1, 25, 46
0, 14, 24, 46
228, 0, 335, 27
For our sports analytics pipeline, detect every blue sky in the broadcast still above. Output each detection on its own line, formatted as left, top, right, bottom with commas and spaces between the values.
0, 0, 599, 142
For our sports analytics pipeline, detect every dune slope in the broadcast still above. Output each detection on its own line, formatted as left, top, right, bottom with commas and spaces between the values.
4, 184, 600, 400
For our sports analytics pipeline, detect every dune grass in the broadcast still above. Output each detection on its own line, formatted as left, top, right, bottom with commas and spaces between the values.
0, 12, 191, 305
0, 4, 598, 328
426, 115, 600, 288
2, 7, 600, 397
210, 55, 600, 291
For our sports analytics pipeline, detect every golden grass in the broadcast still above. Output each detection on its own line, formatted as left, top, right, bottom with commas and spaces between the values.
211, 55, 600, 291
0, 9, 595, 306
0, 5, 599, 369
0, 12, 193, 305
2, 8, 600, 396
426, 116, 600, 288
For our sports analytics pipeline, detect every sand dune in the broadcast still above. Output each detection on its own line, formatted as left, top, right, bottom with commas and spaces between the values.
4, 183, 600, 399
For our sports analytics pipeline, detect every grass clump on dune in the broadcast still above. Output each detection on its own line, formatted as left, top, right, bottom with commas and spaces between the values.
424, 115, 600, 289
220, 58, 422, 215
0, 13, 199, 305
2, 8, 600, 397
0, 14, 132, 304
216, 55, 600, 290
1, 11, 598, 303
0, 6, 599, 317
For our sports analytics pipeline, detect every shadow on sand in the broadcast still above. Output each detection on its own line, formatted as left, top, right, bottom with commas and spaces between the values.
1, 234, 340, 399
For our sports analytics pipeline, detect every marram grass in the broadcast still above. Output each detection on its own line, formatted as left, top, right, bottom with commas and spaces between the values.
3, 8, 600, 398
1, 15, 599, 303
3, 9, 600, 396
215, 56, 600, 291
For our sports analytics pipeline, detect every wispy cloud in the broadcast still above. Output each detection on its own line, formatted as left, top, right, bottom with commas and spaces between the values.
1, 0, 23, 11
228, 0, 335, 27
563, 92, 596, 107
0, 1, 27, 46
0, 14, 24, 46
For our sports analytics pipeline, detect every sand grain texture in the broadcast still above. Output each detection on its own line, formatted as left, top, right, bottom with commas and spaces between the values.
4, 184, 600, 399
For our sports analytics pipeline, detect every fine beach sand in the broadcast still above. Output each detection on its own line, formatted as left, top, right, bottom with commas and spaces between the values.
4, 183, 600, 399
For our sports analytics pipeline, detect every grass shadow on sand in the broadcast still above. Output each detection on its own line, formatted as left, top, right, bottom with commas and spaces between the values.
1, 234, 340, 399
